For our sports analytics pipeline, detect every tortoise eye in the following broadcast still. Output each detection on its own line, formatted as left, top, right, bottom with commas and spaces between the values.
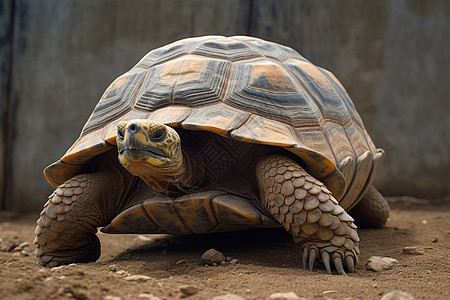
117, 129, 125, 140
150, 129, 166, 142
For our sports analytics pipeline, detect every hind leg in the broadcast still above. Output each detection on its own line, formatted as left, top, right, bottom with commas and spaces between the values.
351, 185, 389, 228
256, 155, 360, 275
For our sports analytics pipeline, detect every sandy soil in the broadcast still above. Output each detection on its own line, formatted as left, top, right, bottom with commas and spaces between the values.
1, 197, 449, 300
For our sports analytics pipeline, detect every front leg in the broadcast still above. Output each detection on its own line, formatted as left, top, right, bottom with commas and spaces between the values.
256, 155, 360, 275
34, 171, 126, 267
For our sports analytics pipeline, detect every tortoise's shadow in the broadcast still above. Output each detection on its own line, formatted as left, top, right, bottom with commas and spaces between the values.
108, 228, 305, 269
106, 224, 410, 272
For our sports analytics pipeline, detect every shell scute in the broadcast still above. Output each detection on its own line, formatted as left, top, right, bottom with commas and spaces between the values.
136, 39, 194, 69
339, 151, 373, 210
225, 59, 322, 126
323, 122, 355, 164
82, 68, 146, 134
140, 198, 192, 234
238, 38, 291, 62
287, 59, 352, 125
191, 37, 261, 61
104, 191, 279, 234
230, 115, 298, 148
62, 131, 112, 165
136, 56, 230, 111
181, 103, 248, 135
212, 194, 278, 229
172, 192, 221, 234
146, 105, 191, 126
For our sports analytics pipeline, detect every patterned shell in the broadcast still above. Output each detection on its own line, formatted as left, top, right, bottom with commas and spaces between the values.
44, 36, 384, 210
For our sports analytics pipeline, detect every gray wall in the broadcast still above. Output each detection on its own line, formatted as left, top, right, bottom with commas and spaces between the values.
1, 0, 449, 211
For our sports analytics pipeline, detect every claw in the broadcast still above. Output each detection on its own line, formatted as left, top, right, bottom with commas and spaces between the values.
308, 248, 316, 272
345, 256, 355, 273
302, 247, 308, 269
333, 257, 347, 276
322, 251, 332, 275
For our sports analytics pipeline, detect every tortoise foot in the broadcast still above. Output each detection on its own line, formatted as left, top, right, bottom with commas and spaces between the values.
351, 185, 389, 228
300, 241, 358, 275
35, 236, 100, 267
34, 174, 108, 267
256, 155, 360, 275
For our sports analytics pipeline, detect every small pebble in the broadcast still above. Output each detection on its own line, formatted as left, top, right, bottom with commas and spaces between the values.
180, 285, 200, 297
176, 259, 186, 265
43, 277, 56, 289
322, 290, 338, 295
138, 293, 162, 300
20, 250, 29, 256
115, 270, 128, 276
108, 264, 117, 272
104, 296, 122, 300
38, 268, 51, 276
201, 248, 225, 265
124, 275, 152, 281
19, 241, 30, 248
137, 235, 153, 242
431, 238, 438, 243
381, 290, 415, 300
229, 259, 239, 265
212, 294, 246, 300
269, 292, 303, 300
402, 246, 424, 255
366, 256, 399, 272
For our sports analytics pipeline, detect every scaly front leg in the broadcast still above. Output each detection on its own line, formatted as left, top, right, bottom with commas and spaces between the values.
34, 171, 126, 267
256, 155, 360, 275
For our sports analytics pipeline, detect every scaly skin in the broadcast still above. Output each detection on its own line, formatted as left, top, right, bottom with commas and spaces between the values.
256, 155, 360, 275
34, 171, 128, 267
351, 185, 389, 229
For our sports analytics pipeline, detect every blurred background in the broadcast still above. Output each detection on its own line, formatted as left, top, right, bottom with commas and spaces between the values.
0, 0, 449, 211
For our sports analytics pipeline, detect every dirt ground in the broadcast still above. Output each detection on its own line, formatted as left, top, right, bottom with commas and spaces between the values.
1, 197, 449, 300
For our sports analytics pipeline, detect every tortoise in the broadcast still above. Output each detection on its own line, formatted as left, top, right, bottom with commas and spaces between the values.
35, 35, 389, 275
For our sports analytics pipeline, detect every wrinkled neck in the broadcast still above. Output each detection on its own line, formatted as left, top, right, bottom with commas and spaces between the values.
139, 151, 203, 194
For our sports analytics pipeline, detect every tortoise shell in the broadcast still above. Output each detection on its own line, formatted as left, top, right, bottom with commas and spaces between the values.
44, 35, 384, 210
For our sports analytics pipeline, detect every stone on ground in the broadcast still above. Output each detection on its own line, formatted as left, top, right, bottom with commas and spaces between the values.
201, 248, 226, 265
381, 290, 415, 300
366, 256, 399, 271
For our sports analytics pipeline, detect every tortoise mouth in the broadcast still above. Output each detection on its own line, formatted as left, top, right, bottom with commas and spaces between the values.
119, 147, 166, 161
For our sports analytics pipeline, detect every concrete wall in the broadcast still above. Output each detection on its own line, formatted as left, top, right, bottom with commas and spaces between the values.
1, 0, 449, 211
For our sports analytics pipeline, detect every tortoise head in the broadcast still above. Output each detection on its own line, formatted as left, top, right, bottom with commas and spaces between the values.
116, 119, 183, 192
